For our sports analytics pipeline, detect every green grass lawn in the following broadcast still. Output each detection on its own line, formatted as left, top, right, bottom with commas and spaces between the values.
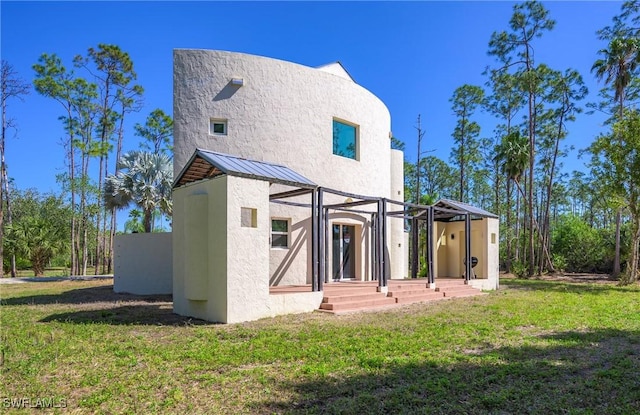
1, 279, 639, 414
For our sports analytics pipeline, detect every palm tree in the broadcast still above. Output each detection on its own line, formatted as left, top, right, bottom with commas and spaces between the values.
592, 36, 640, 277
592, 37, 640, 121
104, 151, 173, 233
495, 131, 530, 274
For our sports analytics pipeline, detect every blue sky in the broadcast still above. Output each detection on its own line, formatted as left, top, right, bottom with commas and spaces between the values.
0, 1, 624, 216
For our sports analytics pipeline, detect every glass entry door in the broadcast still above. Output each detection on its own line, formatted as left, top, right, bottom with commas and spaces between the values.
332, 224, 356, 280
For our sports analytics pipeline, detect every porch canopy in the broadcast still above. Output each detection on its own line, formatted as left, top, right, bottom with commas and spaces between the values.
174, 148, 496, 292
173, 148, 317, 189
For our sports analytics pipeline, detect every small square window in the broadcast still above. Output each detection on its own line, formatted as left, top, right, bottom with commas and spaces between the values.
210, 118, 227, 135
241, 207, 257, 228
271, 219, 289, 248
491, 233, 496, 244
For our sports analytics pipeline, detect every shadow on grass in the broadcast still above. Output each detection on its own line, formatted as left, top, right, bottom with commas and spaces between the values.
2, 285, 211, 326
0, 285, 169, 306
502, 278, 638, 295
39, 305, 210, 326
260, 329, 640, 415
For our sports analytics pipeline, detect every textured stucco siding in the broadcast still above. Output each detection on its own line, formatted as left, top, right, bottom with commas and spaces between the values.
389, 149, 405, 278
469, 218, 500, 290
114, 233, 172, 295
225, 176, 271, 323
434, 218, 499, 290
172, 176, 228, 322
173, 49, 400, 286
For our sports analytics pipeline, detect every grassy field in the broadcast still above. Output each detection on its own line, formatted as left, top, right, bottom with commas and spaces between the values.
8, 267, 103, 278
1, 279, 639, 414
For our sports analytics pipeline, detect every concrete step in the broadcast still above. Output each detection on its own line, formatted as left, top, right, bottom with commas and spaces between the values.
436, 285, 477, 292
394, 292, 446, 304
319, 297, 397, 311
386, 284, 430, 291
387, 288, 436, 297
323, 292, 387, 303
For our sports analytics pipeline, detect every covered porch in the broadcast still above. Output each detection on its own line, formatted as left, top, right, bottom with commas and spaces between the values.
270, 277, 485, 313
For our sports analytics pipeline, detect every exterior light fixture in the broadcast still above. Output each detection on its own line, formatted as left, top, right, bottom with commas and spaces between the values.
231, 78, 244, 86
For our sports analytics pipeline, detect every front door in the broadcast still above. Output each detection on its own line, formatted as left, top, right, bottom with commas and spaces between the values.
332, 224, 356, 280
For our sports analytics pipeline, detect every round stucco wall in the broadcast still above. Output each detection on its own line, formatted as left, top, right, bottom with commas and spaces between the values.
173, 49, 392, 198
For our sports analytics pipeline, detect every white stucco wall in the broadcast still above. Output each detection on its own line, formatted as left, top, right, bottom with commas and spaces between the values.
173, 49, 401, 286
114, 233, 172, 295
434, 218, 499, 290
173, 175, 324, 323
389, 149, 406, 278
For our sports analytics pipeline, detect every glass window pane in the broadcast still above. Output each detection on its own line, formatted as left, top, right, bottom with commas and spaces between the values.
210, 119, 227, 135
272, 234, 288, 248
272, 220, 288, 232
332, 120, 356, 159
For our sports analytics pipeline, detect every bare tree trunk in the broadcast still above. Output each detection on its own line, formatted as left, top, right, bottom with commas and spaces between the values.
505, 179, 512, 273
614, 209, 621, 277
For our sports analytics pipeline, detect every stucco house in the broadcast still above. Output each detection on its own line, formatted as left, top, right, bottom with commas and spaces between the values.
114, 50, 499, 324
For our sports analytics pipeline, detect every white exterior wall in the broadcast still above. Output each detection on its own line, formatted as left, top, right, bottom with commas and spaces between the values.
173, 49, 402, 285
389, 149, 405, 278
434, 218, 499, 290
173, 175, 323, 323
469, 218, 500, 290
114, 233, 173, 295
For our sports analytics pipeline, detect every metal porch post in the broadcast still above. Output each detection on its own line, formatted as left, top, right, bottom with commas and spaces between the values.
318, 188, 325, 290
427, 206, 435, 285
371, 213, 378, 281
311, 189, 318, 292
465, 212, 471, 283
411, 217, 418, 279
324, 206, 330, 284
381, 199, 388, 286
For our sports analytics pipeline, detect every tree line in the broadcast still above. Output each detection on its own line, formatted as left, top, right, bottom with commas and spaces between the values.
1, 44, 173, 277
401, 1, 640, 284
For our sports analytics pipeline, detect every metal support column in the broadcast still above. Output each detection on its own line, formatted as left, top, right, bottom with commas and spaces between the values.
323, 207, 330, 285
381, 199, 388, 286
411, 217, 418, 279
427, 206, 435, 285
311, 189, 318, 292
465, 212, 471, 283
371, 213, 378, 281
317, 188, 325, 290
376, 200, 383, 288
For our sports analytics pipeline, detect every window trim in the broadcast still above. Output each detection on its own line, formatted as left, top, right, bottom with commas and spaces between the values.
270, 218, 290, 249
332, 118, 359, 160
209, 118, 227, 136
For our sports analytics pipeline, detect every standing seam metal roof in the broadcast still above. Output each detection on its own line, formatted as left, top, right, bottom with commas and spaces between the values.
173, 148, 317, 189
434, 199, 498, 219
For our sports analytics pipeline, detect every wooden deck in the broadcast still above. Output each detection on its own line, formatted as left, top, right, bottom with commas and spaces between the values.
269, 278, 485, 314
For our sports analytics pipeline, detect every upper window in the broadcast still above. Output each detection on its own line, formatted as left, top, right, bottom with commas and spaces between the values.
210, 118, 227, 135
332, 119, 357, 160
271, 219, 289, 248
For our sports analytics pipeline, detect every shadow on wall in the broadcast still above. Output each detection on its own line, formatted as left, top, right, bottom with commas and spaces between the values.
270, 219, 309, 286
258, 328, 640, 414
213, 80, 242, 101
